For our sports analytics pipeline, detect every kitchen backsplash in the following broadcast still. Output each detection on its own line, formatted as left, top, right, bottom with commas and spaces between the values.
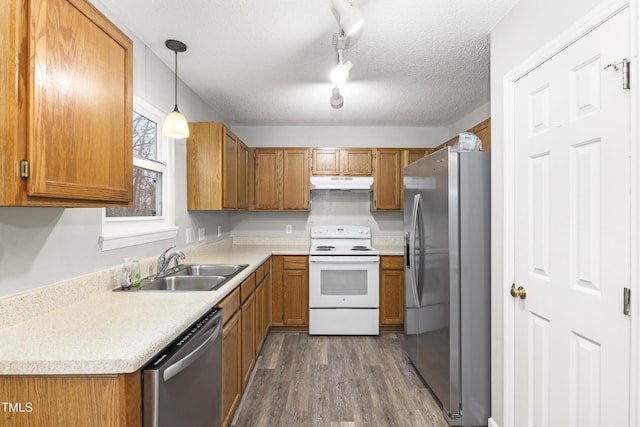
230, 191, 403, 237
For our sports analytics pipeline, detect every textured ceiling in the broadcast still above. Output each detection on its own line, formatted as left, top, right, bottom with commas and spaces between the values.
97, 0, 517, 126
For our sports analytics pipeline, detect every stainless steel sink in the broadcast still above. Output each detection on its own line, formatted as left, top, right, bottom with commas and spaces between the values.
173, 264, 248, 277
116, 263, 249, 292
140, 275, 227, 291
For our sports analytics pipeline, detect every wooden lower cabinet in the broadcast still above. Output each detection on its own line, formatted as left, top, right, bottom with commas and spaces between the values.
240, 292, 256, 388
271, 255, 309, 327
219, 259, 274, 426
380, 256, 405, 330
221, 309, 242, 427
0, 373, 141, 427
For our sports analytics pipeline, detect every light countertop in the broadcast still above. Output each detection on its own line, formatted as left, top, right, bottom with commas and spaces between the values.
0, 243, 308, 375
0, 239, 402, 376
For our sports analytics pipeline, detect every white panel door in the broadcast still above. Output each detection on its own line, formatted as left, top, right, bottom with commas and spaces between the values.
513, 7, 631, 427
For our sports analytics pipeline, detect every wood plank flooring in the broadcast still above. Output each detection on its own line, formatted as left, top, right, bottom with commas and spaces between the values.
231, 333, 449, 427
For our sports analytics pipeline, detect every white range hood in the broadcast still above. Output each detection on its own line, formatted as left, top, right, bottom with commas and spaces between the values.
310, 176, 373, 191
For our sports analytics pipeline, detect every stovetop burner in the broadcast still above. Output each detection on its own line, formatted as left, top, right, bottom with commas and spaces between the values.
309, 225, 380, 256
314, 245, 336, 251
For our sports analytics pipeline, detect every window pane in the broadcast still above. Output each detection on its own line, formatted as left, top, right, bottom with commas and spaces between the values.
133, 112, 157, 160
107, 167, 162, 217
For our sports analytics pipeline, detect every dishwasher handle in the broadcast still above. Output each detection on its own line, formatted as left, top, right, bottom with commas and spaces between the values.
163, 316, 222, 382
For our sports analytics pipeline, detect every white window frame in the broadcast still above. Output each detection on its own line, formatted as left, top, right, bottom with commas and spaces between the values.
99, 96, 178, 251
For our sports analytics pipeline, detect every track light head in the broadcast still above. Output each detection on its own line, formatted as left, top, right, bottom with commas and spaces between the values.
330, 0, 364, 35
330, 87, 344, 109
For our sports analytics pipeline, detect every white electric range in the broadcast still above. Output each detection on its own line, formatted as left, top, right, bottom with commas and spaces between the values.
308, 225, 380, 335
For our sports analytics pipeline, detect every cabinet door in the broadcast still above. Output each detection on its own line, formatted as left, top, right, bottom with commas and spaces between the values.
271, 256, 284, 326
380, 257, 405, 327
222, 128, 237, 209
241, 293, 256, 387
253, 149, 282, 210
26, 0, 133, 203
373, 149, 402, 211
255, 280, 264, 353
237, 141, 249, 209
222, 310, 242, 427
403, 149, 429, 167
282, 148, 309, 210
283, 257, 309, 326
341, 148, 372, 176
311, 149, 340, 175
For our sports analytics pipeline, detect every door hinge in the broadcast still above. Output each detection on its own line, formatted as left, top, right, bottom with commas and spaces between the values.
19, 160, 29, 178
624, 287, 631, 316
604, 58, 630, 90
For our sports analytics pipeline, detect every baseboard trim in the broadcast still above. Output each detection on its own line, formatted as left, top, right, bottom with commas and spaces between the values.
488, 417, 500, 427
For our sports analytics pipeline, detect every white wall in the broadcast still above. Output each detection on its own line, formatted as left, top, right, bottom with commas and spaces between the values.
489, 0, 611, 425
0, 1, 230, 298
230, 191, 403, 238
233, 125, 450, 148
447, 101, 491, 138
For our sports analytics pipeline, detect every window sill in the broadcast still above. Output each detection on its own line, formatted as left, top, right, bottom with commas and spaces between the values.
99, 226, 179, 251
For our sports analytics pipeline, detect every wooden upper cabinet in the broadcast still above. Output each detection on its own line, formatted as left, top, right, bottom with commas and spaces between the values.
236, 139, 249, 209
253, 148, 282, 210
1, 0, 133, 206
432, 118, 491, 153
252, 148, 309, 211
372, 148, 402, 211
403, 149, 431, 167
341, 148, 372, 175
468, 118, 491, 152
311, 148, 372, 176
282, 149, 309, 210
311, 149, 340, 175
187, 122, 248, 210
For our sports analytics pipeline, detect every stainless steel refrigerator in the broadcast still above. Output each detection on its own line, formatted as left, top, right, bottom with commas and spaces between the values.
404, 147, 490, 427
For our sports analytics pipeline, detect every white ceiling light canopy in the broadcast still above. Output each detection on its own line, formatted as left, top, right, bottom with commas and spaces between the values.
330, 0, 364, 36
330, 86, 344, 109
162, 39, 190, 139
330, 49, 353, 85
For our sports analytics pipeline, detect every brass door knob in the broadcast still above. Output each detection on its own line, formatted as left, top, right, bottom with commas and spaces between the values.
510, 283, 527, 299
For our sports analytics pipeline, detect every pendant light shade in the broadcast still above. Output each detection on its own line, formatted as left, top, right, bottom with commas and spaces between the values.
163, 39, 189, 139
163, 109, 190, 138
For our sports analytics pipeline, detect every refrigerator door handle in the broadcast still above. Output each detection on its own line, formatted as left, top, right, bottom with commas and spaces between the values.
409, 194, 422, 307
415, 196, 426, 302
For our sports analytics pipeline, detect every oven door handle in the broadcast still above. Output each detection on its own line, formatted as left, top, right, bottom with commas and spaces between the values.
162, 318, 221, 382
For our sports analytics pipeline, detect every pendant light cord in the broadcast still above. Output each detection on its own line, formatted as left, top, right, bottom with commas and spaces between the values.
173, 50, 179, 113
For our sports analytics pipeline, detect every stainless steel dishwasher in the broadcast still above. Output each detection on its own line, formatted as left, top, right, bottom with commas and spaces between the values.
143, 307, 222, 427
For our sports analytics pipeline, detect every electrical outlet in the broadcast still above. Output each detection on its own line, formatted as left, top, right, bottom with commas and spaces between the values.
186, 228, 192, 243
286, 224, 292, 234
217, 225, 222, 237
198, 227, 205, 241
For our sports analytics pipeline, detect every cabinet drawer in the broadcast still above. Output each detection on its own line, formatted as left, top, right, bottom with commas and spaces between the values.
240, 273, 256, 302
218, 286, 240, 325
380, 256, 404, 270
283, 256, 307, 270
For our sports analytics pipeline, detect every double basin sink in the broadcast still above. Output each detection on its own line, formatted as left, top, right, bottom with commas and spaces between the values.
135, 264, 249, 292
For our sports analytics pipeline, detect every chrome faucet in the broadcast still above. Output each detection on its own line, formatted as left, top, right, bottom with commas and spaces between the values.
156, 246, 186, 277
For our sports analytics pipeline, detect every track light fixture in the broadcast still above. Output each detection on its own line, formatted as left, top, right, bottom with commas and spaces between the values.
330, 49, 353, 86
162, 39, 190, 139
330, 0, 364, 36
330, 86, 344, 109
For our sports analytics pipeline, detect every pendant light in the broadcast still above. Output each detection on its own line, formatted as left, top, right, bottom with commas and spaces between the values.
162, 39, 190, 139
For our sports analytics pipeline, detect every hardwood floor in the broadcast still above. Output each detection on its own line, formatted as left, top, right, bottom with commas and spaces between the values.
231, 333, 449, 427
